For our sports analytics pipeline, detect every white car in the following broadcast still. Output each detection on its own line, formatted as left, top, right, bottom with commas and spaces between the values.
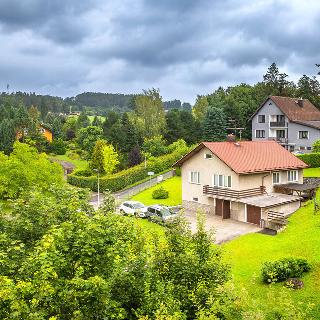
119, 201, 148, 218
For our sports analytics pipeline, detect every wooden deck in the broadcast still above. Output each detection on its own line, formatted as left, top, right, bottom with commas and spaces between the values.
203, 185, 266, 199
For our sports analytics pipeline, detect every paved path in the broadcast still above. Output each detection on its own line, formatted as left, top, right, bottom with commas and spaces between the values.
184, 210, 261, 244
90, 170, 175, 209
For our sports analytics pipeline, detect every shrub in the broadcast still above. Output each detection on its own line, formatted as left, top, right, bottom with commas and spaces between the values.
152, 186, 169, 199
297, 153, 320, 168
49, 138, 66, 155
74, 168, 92, 177
261, 257, 311, 284
312, 139, 320, 153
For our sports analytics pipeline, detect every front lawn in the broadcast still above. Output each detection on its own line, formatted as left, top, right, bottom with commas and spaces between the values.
304, 167, 320, 177
223, 201, 320, 317
131, 176, 182, 206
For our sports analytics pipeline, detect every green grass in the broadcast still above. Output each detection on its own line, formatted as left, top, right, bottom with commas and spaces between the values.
304, 167, 320, 177
88, 115, 105, 123
223, 201, 320, 317
131, 176, 182, 206
50, 152, 88, 170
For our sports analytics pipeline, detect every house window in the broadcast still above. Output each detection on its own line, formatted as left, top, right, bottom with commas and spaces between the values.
276, 115, 285, 123
255, 130, 265, 138
213, 174, 231, 188
300, 146, 306, 151
193, 197, 199, 202
258, 115, 265, 123
288, 170, 298, 182
218, 175, 223, 187
298, 131, 309, 139
272, 172, 280, 184
204, 153, 213, 159
307, 147, 312, 150
190, 171, 200, 184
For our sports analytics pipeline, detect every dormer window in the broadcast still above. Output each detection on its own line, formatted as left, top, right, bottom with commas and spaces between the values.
204, 153, 213, 159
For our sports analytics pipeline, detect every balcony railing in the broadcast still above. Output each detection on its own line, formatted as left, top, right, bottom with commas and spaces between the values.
203, 185, 266, 199
268, 137, 288, 144
277, 137, 288, 144
270, 121, 287, 127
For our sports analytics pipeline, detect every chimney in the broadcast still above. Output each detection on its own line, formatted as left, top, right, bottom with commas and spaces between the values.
226, 134, 236, 142
297, 98, 304, 108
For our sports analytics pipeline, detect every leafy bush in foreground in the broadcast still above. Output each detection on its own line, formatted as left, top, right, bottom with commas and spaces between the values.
261, 257, 311, 283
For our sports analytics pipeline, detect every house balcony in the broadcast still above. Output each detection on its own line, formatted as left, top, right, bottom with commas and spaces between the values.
268, 137, 288, 144
269, 121, 287, 127
203, 185, 266, 199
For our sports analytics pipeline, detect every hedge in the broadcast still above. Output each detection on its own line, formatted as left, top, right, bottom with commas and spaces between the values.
297, 153, 320, 168
67, 146, 191, 192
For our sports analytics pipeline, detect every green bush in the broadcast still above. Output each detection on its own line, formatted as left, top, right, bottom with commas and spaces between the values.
67, 145, 191, 192
261, 257, 311, 283
152, 186, 169, 199
74, 168, 93, 177
49, 138, 66, 155
297, 153, 320, 168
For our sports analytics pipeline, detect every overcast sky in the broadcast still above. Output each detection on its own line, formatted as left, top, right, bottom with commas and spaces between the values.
0, 0, 319, 103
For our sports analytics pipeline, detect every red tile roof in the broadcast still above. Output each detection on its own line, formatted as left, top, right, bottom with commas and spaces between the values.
174, 141, 308, 174
251, 95, 320, 122
270, 96, 320, 121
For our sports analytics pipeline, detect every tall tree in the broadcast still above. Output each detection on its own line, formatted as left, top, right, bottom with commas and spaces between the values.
297, 75, 320, 108
92, 115, 102, 127
165, 109, 183, 144
192, 95, 209, 122
128, 145, 143, 167
202, 106, 227, 141
263, 62, 295, 96
134, 88, 166, 138
76, 111, 90, 129
0, 118, 16, 154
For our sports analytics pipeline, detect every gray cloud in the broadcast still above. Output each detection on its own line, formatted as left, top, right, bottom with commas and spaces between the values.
0, 0, 319, 102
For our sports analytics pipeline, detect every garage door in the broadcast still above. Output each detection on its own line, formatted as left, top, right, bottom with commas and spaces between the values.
215, 199, 223, 216
247, 205, 261, 225
215, 199, 230, 219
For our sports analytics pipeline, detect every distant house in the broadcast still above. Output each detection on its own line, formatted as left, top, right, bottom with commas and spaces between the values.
16, 124, 53, 143
251, 96, 320, 152
39, 124, 53, 142
174, 139, 313, 228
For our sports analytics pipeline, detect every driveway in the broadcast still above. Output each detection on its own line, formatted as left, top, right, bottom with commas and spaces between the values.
184, 210, 261, 244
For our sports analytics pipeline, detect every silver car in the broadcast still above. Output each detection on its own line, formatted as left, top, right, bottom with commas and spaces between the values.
119, 201, 148, 218
146, 205, 178, 223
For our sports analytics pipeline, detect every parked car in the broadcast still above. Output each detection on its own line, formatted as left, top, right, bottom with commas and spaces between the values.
146, 205, 178, 223
119, 201, 147, 218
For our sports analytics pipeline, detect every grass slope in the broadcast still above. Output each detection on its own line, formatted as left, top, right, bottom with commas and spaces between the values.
304, 167, 320, 177
50, 153, 88, 170
131, 176, 182, 206
223, 201, 320, 317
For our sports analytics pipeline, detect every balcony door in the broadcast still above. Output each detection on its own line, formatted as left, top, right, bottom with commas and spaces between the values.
276, 115, 285, 123
276, 130, 285, 139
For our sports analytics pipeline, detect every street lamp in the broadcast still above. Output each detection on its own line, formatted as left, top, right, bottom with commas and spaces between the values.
93, 169, 100, 208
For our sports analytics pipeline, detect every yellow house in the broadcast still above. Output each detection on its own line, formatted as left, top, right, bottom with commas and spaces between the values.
39, 125, 53, 142
16, 124, 53, 143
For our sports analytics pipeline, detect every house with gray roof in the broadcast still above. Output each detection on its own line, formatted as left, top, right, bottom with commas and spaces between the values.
251, 96, 320, 152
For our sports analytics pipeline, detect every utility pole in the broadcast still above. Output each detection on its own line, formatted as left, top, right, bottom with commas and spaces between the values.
93, 169, 100, 208
226, 127, 245, 140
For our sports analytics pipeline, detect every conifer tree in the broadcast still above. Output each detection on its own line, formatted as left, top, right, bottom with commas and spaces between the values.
202, 106, 227, 141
